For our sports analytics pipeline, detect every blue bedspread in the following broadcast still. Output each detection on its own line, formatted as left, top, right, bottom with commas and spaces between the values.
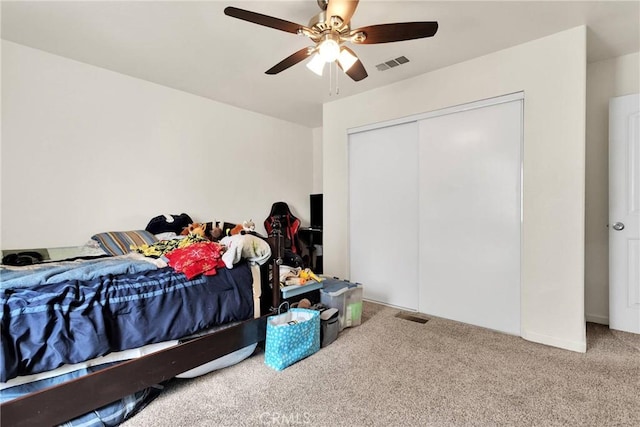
0, 257, 158, 289
1, 263, 254, 382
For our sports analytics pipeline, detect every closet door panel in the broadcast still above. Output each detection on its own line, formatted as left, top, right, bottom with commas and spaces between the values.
418, 100, 522, 334
349, 122, 419, 310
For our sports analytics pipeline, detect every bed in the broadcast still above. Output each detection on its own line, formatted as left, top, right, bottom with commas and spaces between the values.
0, 227, 285, 427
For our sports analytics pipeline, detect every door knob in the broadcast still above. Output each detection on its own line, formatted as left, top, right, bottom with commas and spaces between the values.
612, 222, 625, 231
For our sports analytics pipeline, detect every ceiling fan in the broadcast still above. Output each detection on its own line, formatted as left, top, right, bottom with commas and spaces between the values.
224, 0, 438, 82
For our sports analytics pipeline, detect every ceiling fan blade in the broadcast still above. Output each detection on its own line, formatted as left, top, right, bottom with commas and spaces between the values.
351, 22, 439, 44
224, 6, 304, 34
266, 48, 312, 75
337, 47, 368, 81
326, 0, 360, 26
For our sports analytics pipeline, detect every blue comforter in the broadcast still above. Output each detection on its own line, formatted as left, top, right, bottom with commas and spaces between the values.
1, 262, 254, 382
0, 257, 158, 289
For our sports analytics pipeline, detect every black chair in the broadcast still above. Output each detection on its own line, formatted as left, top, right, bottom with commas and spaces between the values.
264, 202, 302, 256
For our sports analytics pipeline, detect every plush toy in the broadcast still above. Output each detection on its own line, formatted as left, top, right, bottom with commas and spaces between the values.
291, 298, 312, 309
230, 219, 256, 236
299, 268, 322, 283
181, 223, 207, 238
242, 219, 256, 232
209, 226, 223, 241
229, 223, 245, 236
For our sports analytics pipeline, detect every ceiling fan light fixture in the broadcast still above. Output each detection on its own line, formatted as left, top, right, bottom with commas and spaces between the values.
337, 48, 357, 71
306, 53, 325, 76
318, 37, 340, 62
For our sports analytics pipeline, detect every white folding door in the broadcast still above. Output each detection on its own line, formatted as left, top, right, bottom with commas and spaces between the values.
349, 95, 522, 335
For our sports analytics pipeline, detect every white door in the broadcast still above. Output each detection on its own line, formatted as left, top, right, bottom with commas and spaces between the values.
609, 93, 640, 334
418, 100, 522, 335
349, 122, 420, 310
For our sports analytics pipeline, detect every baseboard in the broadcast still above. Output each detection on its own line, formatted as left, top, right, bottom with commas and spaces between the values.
585, 313, 609, 325
521, 329, 587, 353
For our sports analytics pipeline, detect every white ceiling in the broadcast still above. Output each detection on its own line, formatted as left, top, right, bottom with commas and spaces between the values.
2, 1, 639, 128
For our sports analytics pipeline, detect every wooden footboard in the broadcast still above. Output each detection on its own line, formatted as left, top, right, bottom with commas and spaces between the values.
1, 316, 268, 427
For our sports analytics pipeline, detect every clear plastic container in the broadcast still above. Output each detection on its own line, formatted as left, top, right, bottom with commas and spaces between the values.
320, 279, 363, 330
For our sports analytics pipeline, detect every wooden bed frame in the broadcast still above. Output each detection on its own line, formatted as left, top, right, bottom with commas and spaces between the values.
0, 230, 285, 427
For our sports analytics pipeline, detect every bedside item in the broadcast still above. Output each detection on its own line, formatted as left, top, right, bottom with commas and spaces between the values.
2, 251, 45, 266
318, 307, 339, 348
320, 278, 364, 331
265, 307, 320, 371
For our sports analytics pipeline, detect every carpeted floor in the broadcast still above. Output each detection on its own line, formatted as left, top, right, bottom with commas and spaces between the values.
122, 302, 640, 427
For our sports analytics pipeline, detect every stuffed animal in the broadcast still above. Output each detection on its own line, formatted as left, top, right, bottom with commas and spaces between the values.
299, 268, 322, 283
181, 223, 207, 238
229, 223, 245, 236
209, 226, 223, 241
291, 298, 312, 309
230, 219, 256, 236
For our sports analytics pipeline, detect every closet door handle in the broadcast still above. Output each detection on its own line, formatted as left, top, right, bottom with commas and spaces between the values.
612, 222, 625, 231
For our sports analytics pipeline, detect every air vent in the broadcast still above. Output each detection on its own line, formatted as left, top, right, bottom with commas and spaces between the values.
395, 311, 429, 324
376, 56, 410, 71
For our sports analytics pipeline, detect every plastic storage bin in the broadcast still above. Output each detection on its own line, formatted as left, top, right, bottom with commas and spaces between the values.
320, 278, 363, 330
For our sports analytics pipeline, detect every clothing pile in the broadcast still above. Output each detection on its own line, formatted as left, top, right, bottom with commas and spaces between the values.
165, 241, 226, 279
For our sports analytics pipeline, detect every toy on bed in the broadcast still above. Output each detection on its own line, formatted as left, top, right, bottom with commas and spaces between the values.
180, 222, 208, 238
227, 219, 256, 236
180, 221, 223, 242
208, 224, 224, 241
242, 219, 256, 233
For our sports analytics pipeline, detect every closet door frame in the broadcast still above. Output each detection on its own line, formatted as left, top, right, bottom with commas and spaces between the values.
349, 92, 524, 135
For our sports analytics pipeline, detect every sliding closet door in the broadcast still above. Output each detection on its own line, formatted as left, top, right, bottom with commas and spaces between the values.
418, 100, 522, 335
349, 122, 419, 310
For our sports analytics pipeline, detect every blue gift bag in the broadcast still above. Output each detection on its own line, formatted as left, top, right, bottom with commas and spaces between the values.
265, 308, 320, 371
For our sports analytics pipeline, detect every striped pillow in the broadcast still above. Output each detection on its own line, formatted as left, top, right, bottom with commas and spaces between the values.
91, 230, 158, 256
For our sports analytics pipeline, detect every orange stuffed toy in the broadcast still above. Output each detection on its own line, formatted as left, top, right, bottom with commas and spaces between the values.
181, 223, 207, 238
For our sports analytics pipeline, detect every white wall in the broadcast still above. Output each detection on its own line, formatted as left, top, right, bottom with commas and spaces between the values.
585, 52, 640, 324
1, 41, 313, 248
323, 27, 587, 352
312, 127, 323, 194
